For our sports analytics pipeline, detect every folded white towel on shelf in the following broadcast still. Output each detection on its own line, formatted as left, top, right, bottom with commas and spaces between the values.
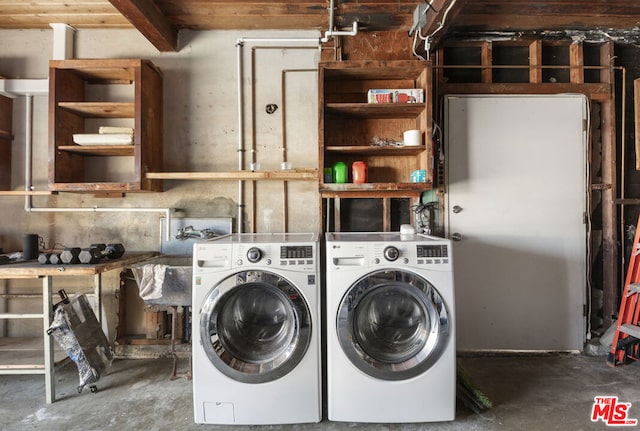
98, 126, 134, 135
72, 133, 134, 145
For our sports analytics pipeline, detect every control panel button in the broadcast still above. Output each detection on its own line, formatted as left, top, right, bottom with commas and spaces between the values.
383, 246, 400, 262
247, 247, 262, 263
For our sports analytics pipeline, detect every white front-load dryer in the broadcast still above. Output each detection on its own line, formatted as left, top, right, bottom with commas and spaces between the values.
192, 233, 321, 425
326, 232, 455, 423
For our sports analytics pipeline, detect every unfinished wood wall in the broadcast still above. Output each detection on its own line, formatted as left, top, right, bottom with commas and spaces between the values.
435, 37, 617, 333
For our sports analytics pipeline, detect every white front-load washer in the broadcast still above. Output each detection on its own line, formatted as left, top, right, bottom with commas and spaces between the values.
326, 232, 455, 423
192, 233, 321, 425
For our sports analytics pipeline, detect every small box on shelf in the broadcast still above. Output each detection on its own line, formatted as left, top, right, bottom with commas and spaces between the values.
367, 89, 424, 104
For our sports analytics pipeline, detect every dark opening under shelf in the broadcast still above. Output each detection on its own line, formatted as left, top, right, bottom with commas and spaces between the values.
57, 145, 135, 156
325, 102, 426, 119
325, 145, 425, 155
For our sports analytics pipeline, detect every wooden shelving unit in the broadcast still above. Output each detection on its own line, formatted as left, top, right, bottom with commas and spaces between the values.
319, 60, 433, 195
48, 59, 163, 193
319, 60, 433, 231
146, 168, 318, 181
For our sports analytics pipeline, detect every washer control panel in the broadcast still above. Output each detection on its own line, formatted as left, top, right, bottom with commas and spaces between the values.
374, 242, 450, 267
232, 243, 316, 271
194, 234, 318, 272
329, 240, 451, 270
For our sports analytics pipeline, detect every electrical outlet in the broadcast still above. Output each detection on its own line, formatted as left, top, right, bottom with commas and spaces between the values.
409, 4, 428, 36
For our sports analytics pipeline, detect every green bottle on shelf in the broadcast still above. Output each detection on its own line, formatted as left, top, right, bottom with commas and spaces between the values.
333, 162, 347, 184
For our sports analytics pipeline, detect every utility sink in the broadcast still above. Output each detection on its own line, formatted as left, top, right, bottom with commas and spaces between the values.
131, 255, 192, 307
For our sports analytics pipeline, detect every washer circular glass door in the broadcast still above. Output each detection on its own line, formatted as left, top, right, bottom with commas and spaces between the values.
200, 270, 311, 383
337, 269, 450, 381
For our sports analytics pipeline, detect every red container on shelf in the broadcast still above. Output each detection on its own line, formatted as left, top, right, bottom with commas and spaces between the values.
352, 161, 367, 184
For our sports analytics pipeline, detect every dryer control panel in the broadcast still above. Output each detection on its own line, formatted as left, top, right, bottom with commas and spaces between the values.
194, 241, 318, 273
371, 242, 450, 267
232, 243, 317, 272
327, 233, 451, 271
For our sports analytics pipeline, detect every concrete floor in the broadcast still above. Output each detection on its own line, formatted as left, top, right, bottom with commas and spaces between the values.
0, 353, 638, 430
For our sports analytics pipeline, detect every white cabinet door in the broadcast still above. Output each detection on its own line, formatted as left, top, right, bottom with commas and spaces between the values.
445, 95, 587, 351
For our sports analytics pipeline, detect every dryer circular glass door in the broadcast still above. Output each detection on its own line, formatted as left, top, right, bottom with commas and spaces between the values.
200, 270, 311, 383
337, 269, 450, 381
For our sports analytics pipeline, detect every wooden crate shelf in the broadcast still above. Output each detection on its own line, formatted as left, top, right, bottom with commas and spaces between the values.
319, 60, 433, 232
49, 59, 163, 193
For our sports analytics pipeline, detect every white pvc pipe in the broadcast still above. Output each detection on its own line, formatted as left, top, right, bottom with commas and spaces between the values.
329, 0, 335, 32
24, 95, 33, 194
238, 38, 320, 44
236, 41, 245, 233
0, 79, 48, 97
319, 0, 358, 43
24, 204, 173, 241
321, 21, 359, 43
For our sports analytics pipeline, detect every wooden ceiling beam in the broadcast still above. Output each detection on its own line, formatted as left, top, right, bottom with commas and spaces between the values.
108, 0, 178, 52
1, 0, 640, 36
453, 14, 640, 31
421, 0, 467, 45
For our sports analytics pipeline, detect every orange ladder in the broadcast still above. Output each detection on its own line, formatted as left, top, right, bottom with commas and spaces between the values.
608, 215, 640, 366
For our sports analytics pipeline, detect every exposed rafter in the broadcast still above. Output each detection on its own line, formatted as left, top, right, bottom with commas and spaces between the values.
0, 1, 639, 53
108, 0, 178, 52
421, 0, 467, 46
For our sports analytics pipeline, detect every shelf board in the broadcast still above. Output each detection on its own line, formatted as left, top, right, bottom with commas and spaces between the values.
325, 145, 425, 155
320, 182, 431, 197
146, 169, 319, 181
49, 182, 142, 192
0, 337, 67, 369
57, 101, 135, 118
325, 102, 425, 119
49, 59, 151, 83
0, 190, 56, 196
58, 145, 135, 156
322, 60, 429, 80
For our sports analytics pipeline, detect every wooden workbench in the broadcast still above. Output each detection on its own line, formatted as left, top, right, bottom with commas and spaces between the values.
0, 252, 157, 403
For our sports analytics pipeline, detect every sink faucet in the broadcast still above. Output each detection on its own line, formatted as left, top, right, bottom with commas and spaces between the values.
175, 226, 217, 240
